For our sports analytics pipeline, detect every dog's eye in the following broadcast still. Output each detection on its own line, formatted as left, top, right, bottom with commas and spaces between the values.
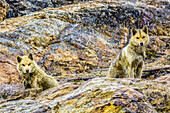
28, 63, 31, 66
22, 64, 25, 66
136, 37, 139, 39
142, 36, 145, 39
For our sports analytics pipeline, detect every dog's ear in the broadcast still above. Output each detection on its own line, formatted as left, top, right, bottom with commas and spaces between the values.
28, 53, 33, 60
132, 28, 137, 36
143, 26, 148, 34
17, 56, 22, 63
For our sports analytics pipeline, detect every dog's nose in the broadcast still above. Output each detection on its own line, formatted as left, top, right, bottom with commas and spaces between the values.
140, 42, 144, 46
26, 70, 29, 73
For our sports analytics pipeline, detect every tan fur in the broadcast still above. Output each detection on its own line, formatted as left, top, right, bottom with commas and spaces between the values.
107, 26, 149, 78
17, 53, 59, 90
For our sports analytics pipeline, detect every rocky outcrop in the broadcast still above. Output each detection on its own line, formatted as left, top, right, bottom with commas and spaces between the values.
0, 77, 169, 112
0, 0, 8, 21
0, 1, 169, 112
5, 0, 53, 18
4, 0, 92, 19
0, 0, 169, 84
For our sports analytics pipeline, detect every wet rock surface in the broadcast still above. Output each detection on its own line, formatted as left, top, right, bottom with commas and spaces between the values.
0, 0, 169, 112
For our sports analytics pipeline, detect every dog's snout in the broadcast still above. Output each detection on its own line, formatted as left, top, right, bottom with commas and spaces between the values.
26, 70, 29, 73
140, 42, 143, 46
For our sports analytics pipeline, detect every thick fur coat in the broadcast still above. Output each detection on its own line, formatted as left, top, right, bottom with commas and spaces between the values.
107, 26, 149, 78
17, 53, 59, 90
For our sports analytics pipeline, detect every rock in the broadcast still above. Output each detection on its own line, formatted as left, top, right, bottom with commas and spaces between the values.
4, 0, 92, 19
153, 74, 170, 87
0, 83, 23, 100
0, 99, 52, 112
6, 0, 55, 18
0, 0, 169, 112
0, 77, 169, 112
0, 54, 20, 84
5, 0, 53, 19
0, 0, 9, 21
0, 0, 169, 83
